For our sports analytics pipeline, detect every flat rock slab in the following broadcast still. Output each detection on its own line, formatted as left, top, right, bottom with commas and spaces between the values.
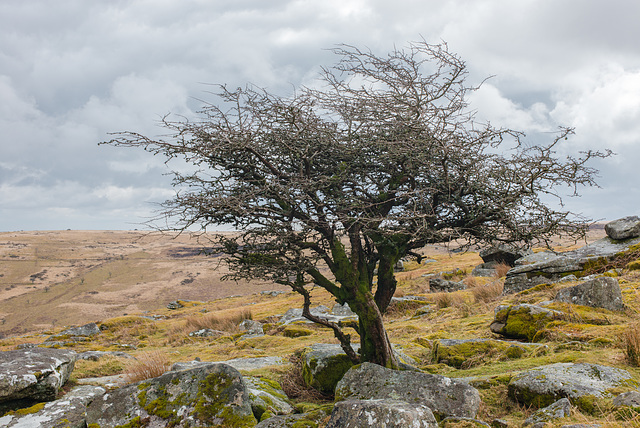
172, 356, 284, 373
86, 363, 257, 427
325, 399, 437, 428
0, 385, 105, 428
335, 362, 480, 419
509, 363, 638, 409
0, 348, 77, 403
504, 236, 640, 294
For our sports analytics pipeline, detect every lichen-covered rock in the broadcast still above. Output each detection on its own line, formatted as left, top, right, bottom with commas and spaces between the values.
432, 338, 547, 368
86, 363, 257, 427
524, 398, 572, 426
0, 348, 77, 403
244, 377, 293, 421
325, 399, 437, 428
613, 390, 640, 407
279, 305, 358, 325
554, 276, 624, 311
172, 356, 284, 372
335, 362, 480, 419
429, 278, 466, 292
503, 236, 640, 294
489, 304, 563, 342
0, 385, 105, 428
605, 216, 640, 240
239, 319, 265, 336
508, 363, 638, 411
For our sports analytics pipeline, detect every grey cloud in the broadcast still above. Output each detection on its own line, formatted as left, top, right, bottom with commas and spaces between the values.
1, 0, 638, 231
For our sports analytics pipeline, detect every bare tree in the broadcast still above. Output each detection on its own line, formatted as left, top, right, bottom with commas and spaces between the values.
105, 41, 610, 369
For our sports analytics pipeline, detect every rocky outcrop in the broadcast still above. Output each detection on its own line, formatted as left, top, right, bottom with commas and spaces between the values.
325, 399, 437, 428
86, 363, 257, 427
503, 229, 640, 294
524, 398, 571, 427
432, 338, 547, 368
300, 343, 417, 395
0, 348, 77, 404
335, 362, 480, 419
490, 304, 563, 342
554, 276, 624, 311
0, 385, 105, 428
605, 216, 640, 240
508, 363, 638, 410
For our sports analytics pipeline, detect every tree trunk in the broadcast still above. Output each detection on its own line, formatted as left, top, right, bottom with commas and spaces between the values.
349, 289, 399, 369
374, 255, 397, 313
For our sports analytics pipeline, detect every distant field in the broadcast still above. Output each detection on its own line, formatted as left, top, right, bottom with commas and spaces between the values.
0, 230, 285, 337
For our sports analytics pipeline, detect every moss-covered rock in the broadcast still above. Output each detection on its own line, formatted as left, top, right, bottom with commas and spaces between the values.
85, 363, 257, 427
282, 326, 313, 338
301, 344, 354, 396
431, 338, 547, 368
508, 363, 638, 412
489, 304, 563, 342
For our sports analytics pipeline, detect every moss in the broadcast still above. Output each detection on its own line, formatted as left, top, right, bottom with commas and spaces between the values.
627, 260, 640, 270
87, 424, 101, 428
501, 306, 558, 342
13, 402, 45, 415
114, 416, 144, 428
574, 394, 611, 415
282, 326, 314, 338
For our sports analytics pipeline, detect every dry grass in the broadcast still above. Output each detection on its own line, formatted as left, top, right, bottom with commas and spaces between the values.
124, 350, 171, 383
493, 262, 512, 279
279, 352, 331, 402
625, 323, 640, 366
470, 280, 504, 304
185, 308, 253, 333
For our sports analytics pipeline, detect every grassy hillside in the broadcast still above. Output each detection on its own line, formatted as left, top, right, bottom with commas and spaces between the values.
3, 227, 640, 426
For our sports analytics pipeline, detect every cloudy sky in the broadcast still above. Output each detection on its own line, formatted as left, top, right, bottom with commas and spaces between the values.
1, 0, 639, 231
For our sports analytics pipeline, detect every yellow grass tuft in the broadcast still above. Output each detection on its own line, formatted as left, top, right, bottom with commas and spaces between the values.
124, 350, 171, 383
625, 323, 640, 367
185, 308, 253, 333
493, 262, 512, 279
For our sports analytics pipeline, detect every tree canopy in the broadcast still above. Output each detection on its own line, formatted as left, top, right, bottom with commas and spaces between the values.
105, 41, 610, 368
